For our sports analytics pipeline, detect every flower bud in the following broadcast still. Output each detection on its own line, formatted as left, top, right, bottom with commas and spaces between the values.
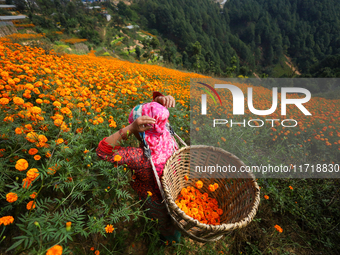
66, 221, 71, 231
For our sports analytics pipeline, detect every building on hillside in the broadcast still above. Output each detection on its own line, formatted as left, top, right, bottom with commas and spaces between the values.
0, 5, 16, 9
0, 15, 27, 21
125, 25, 139, 30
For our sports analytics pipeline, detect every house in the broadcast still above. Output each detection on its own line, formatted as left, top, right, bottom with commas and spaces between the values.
0, 15, 27, 21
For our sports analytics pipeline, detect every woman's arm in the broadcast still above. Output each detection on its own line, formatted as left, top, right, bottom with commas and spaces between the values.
105, 116, 156, 147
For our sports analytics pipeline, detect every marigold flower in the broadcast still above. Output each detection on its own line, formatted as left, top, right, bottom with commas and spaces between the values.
95, 250, 100, 255
147, 191, 152, 196
13, 97, 24, 105
264, 195, 269, 200
15, 159, 29, 171
45, 152, 51, 158
0, 98, 9, 105
274, 224, 283, 233
84, 149, 89, 154
0, 216, 14, 226
213, 183, 219, 190
113, 154, 122, 161
105, 224, 114, 233
28, 148, 38, 155
27, 200, 36, 210
66, 221, 71, 231
30, 106, 42, 114
22, 178, 32, 189
30, 192, 37, 199
15, 127, 23, 134
184, 175, 189, 181
56, 138, 64, 145
27, 168, 39, 181
289, 186, 293, 190
208, 184, 215, 192
6, 192, 18, 203
34, 155, 41, 160
195, 180, 203, 189
46, 244, 63, 255
90, 247, 95, 251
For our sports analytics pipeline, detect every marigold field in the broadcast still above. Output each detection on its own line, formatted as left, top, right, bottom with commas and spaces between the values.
0, 35, 339, 254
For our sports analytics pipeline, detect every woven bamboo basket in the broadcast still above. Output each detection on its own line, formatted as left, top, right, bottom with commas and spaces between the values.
162, 145, 260, 243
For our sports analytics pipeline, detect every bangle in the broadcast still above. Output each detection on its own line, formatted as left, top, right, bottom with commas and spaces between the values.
119, 129, 127, 140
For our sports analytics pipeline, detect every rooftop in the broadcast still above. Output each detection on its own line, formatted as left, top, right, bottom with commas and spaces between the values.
0, 5, 16, 8
0, 15, 27, 20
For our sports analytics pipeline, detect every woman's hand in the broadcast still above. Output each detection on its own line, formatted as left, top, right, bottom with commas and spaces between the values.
131, 116, 156, 133
155, 95, 175, 108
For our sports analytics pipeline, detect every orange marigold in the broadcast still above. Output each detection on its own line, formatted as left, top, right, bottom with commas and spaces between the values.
27, 168, 39, 181
113, 154, 122, 162
208, 184, 215, 192
6, 192, 18, 203
46, 244, 63, 255
30, 192, 37, 199
184, 175, 189, 181
274, 225, 283, 233
13, 97, 24, 105
34, 155, 41, 160
22, 178, 32, 189
0, 216, 14, 226
264, 195, 269, 200
105, 224, 114, 233
15, 159, 29, 171
27, 200, 36, 210
28, 148, 38, 155
289, 186, 293, 190
95, 250, 100, 255
195, 180, 203, 189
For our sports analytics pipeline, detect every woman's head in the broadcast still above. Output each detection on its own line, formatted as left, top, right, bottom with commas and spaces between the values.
129, 102, 169, 135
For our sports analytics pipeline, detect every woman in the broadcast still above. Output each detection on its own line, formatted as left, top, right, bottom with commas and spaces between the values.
96, 92, 181, 243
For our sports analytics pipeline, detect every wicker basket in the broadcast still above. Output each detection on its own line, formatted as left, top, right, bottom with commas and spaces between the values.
162, 145, 260, 243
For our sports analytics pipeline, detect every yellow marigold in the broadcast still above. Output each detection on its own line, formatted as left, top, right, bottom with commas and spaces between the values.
113, 155, 122, 162
26, 132, 38, 143
0, 216, 14, 226
27, 168, 39, 181
28, 148, 38, 155
36, 99, 43, 104
46, 244, 63, 255
13, 97, 24, 105
15, 159, 29, 171
54, 119, 63, 127
105, 224, 114, 233
121, 89, 127, 94
56, 138, 64, 145
6, 192, 18, 203
30, 106, 42, 114
27, 200, 36, 210
38, 135, 48, 143
34, 155, 41, 160
53, 101, 61, 107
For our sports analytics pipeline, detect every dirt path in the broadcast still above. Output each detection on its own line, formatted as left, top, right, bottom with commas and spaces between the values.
285, 55, 301, 75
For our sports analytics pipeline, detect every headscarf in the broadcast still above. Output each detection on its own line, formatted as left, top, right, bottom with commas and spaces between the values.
128, 102, 178, 177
